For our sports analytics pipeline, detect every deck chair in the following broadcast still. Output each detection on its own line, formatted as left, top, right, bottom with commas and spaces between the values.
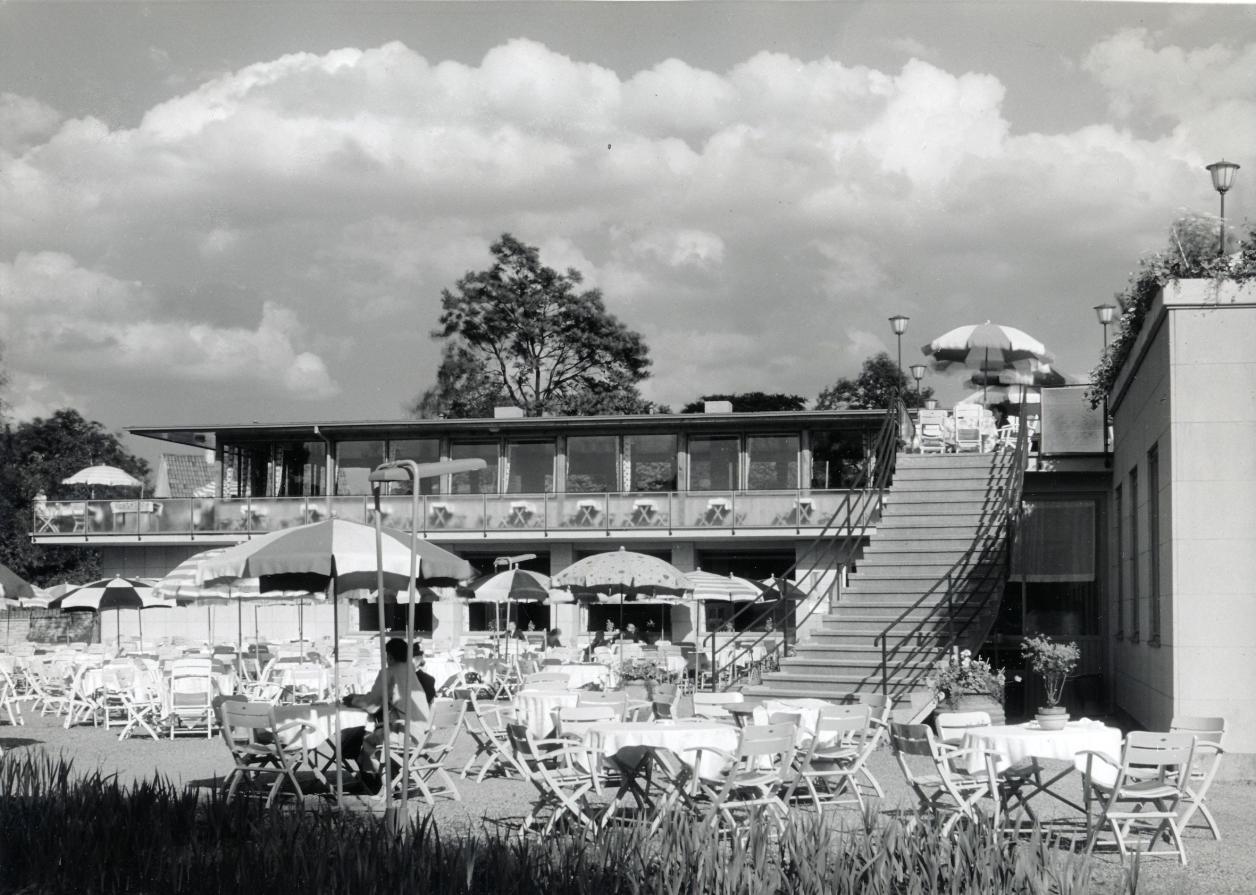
491, 659, 525, 701
25, 658, 72, 717
934, 710, 1039, 821
458, 690, 523, 782
220, 700, 318, 808
917, 409, 949, 454
682, 723, 798, 837
1081, 732, 1196, 866
1169, 716, 1227, 839
377, 701, 463, 804
97, 663, 137, 730
506, 722, 603, 839
890, 722, 1001, 835
953, 404, 983, 453
168, 657, 216, 738
63, 664, 102, 729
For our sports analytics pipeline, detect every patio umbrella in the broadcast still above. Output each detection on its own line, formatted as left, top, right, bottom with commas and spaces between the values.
463, 568, 552, 662
0, 562, 36, 603
197, 518, 472, 808
923, 322, 1054, 405
51, 576, 173, 647
61, 464, 144, 500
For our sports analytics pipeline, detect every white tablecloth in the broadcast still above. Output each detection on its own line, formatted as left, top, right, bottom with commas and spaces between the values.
514, 689, 580, 737
586, 720, 740, 779
272, 703, 369, 749
759, 698, 840, 740
960, 720, 1122, 778
554, 663, 611, 690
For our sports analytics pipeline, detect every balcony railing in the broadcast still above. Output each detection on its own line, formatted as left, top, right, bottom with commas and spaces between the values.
32, 489, 860, 539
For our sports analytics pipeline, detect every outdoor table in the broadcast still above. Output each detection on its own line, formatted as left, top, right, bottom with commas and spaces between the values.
514, 689, 579, 737
759, 697, 838, 740
960, 720, 1122, 814
583, 720, 741, 813
273, 702, 369, 750
553, 663, 610, 690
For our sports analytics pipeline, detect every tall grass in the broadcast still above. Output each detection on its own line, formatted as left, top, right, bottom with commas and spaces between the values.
0, 754, 1132, 894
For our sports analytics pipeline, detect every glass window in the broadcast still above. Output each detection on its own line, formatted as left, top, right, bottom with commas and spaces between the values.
1114, 484, 1123, 639
809, 430, 866, 488
506, 441, 555, 494
277, 441, 326, 497
624, 434, 677, 491
335, 440, 385, 495
566, 435, 617, 493
450, 442, 499, 494
1129, 467, 1140, 641
389, 438, 441, 495
688, 437, 739, 491
746, 434, 798, 490
1147, 445, 1160, 643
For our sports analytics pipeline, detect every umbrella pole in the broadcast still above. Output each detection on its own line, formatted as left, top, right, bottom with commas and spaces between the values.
116, 610, 121, 653
371, 488, 395, 830
236, 595, 243, 678
331, 581, 343, 808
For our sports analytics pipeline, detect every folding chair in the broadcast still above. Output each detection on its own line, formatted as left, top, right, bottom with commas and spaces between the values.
784, 706, 871, 813
63, 665, 102, 729
220, 700, 318, 808
377, 701, 464, 804
681, 723, 798, 838
0, 663, 25, 727
506, 722, 603, 839
97, 664, 137, 730
953, 404, 983, 453
890, 722, 1001, 835
491, 658, 524, 701
1170, 716, 1227, 839
168, 657, 217, 738
117, 662, 165, 741
934, 709, 1038, 822
917, 409, 949, 454
458, 690, 524, 782
1081, 732, 1196, 866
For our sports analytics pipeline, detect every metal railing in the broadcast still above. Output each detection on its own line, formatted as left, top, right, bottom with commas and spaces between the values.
31, 488, 859, 539
701, 400, 905, 689
871, 412, 1029, 697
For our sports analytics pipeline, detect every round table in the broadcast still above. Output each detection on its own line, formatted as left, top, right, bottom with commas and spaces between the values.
514, 689, 580, 737
554, 663, 611, 690
960, 720, 1122, 775
272, 703, 369, 749
587, 720, 740, 779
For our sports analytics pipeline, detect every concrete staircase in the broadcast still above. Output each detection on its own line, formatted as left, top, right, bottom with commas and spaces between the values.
746, 451, 1018, 711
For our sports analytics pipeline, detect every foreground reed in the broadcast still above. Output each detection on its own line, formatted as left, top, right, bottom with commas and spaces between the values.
0, 752, 1131, 894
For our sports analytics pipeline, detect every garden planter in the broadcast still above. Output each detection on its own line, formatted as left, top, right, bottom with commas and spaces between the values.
1034, 705, 1069, 730
941, 693, 1005, 726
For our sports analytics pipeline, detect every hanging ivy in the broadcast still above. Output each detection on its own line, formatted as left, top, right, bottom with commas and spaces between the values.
1087, 216, 1256, 408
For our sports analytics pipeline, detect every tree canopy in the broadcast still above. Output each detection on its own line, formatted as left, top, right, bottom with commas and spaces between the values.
0, 409, 151, 585
680, 393, 808, 413
411, 234, 655, 418
815, 352, 934, 410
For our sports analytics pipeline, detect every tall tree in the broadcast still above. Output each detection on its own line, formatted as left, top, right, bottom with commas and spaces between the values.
680, 393, 808, 413
0, 409, 150, 585
816, 352, 934, 410
411, 234, 654, 417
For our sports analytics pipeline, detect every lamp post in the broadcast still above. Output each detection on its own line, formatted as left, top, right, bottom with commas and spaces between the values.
368, 456, 485, 830
1094, 305, 1116, 467
909, 363, 926, 408
888, 315, 910, 398
1206, 160, 1240, 258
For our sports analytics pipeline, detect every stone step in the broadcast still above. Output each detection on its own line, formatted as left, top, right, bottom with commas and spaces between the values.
844, 577, 1000, 595
851, 561, 1001, 579
895, 454, 1014, 469
880, 501, 1002, 517
885, 489, 1004, 504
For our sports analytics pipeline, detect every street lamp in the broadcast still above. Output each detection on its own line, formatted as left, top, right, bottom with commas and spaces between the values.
909, 363, 926, 406
888, 315, 910, 390
1093, 306, 1116, 466
368, 456, 485, 829
1094, 304, 1116, 349
1206, 160, 1240, 258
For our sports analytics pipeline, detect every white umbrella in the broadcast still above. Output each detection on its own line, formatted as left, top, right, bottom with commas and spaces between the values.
62, 464, 144, 500
923, 321, 1054, 404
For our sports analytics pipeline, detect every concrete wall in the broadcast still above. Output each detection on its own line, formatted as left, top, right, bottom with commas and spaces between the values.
1110, 280, 1256, 763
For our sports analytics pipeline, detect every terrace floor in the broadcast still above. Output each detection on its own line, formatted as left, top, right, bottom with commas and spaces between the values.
2, 710, 1252, 894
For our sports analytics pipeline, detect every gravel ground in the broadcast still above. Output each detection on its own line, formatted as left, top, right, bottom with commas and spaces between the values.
2, 709, 1253, 893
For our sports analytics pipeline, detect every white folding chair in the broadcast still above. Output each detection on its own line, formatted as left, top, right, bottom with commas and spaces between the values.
890, 722, 1001, 835
1169, 716, 1227, 840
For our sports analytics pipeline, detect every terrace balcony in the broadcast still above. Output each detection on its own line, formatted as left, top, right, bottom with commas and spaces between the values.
30, 488, 865, 545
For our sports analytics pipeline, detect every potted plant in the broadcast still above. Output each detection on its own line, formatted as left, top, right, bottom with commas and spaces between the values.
1020, 634, 1080, 730
616, 658, 663, 701
925, 648, 1007, 725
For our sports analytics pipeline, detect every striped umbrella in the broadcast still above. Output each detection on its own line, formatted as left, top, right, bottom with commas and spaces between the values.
51, 576, 173, 645
923, 321, 1054, 405
683, 570, 762, 602
0, 562, 36, 603
463, 568, 553, 659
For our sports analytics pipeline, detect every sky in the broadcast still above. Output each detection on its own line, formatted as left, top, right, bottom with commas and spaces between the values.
1, 1, 1253, 466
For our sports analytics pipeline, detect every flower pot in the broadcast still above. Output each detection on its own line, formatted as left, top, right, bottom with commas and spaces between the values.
1034, 705, 1069, 730
941, 693, 1005, 726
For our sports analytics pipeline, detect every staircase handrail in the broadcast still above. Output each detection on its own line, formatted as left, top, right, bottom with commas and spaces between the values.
872, 415, 1030, 697
702, 398, 905, 689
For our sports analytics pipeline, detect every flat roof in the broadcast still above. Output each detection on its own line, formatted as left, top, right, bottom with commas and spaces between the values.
128, 409, 887, 449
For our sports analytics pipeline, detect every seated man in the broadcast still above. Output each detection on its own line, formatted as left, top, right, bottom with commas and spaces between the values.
341, 638, 432, 795
545, 628, 564, 650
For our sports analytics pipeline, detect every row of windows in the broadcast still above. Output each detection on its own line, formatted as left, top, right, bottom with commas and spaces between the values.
1115, 443, 1161, 645
221, 430, 867, 498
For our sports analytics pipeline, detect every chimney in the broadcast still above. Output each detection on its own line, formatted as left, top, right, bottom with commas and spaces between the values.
703, 400, 734, 414
493, 406, 525, 419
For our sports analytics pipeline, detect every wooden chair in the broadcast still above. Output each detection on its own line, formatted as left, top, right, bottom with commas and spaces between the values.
1169, 716, 1227, 839
682, 723, 798, 838
890, 722, 1000, 835
458, 690, 523, 782
376, 701, 464, 804
1081, 732, 1196, 866
784, 706, 870, 813
220, 700, 318, 808
506, 722, 603, 839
